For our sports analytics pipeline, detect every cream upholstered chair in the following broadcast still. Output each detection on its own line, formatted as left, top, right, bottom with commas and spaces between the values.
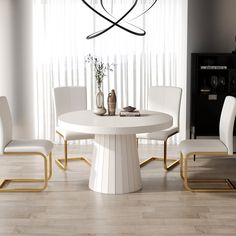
0, 96, 53, 192
53, 86, 94, 170
179, 96, 236, 192
137, 86, 182, 170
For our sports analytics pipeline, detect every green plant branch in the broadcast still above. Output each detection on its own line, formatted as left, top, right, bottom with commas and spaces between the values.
85, 54, 114, 89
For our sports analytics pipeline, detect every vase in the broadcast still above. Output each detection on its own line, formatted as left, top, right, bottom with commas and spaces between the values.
93, 88, 106, 116
107, 89, 116, 116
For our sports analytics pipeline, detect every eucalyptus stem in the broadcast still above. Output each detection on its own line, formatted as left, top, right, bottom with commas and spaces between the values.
85, 54, 114, 89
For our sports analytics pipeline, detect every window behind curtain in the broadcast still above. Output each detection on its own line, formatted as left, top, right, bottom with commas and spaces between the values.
33, 0, 187, 143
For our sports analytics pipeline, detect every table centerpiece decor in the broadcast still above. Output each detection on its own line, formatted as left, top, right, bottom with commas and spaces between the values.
86, 54, 113, 115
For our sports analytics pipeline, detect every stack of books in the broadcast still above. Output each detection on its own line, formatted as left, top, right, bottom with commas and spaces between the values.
119, 110, 140, 117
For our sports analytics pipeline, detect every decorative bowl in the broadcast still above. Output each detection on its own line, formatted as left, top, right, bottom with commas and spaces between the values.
122, 106, 136, 112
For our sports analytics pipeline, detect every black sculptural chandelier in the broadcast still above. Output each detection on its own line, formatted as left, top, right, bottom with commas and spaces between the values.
82, 0, 158, 39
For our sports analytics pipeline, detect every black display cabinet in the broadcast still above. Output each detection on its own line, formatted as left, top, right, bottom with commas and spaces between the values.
190, 53, 236, 138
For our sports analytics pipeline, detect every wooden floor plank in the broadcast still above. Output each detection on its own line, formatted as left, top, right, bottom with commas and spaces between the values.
0, 144, 235, 235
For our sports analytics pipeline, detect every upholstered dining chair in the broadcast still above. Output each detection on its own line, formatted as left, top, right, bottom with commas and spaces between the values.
179, 96, 236, 192
137, 86, 182, 171
0, 96, 53, 192
53, 86, 94, 170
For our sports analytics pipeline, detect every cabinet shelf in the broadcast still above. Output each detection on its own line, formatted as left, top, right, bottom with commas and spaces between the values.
200, 66, 228, 70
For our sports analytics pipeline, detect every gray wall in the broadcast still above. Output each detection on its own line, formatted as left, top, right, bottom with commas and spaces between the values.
0, 0, 34, 139
188, 0, 236, 54
187, 0, 236, 137
205, 0, 236, 52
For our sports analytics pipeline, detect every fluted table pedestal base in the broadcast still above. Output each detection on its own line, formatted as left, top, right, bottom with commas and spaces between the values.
89, 134, 142, 194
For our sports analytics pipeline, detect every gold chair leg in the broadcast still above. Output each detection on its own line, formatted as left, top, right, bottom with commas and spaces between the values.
180, 153, 184, 180
182, 154, 236, 192
55, 140, 91, 171
183, 155, 192, 191
0, 180, 6, 188
163, 140, 179, 170
48, 152, 53, 180
0, 152, 50, 192
140, 140, 179, 171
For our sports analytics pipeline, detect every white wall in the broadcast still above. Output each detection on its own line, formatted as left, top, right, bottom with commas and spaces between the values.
187, 0, 236, 137
1, 0, 235, 139
0, 0, 14, 112
0, 0, 34, 139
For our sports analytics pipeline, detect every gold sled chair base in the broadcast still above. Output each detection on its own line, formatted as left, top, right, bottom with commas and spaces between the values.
140, 139, 179, 171
0, 178, 47, 192
55, 157, 91, 170
0, 152, 52, 192
55, 132, 91, 171
184, 179, 236, 192
180, 153, 236, 192
140, 156, 179, 171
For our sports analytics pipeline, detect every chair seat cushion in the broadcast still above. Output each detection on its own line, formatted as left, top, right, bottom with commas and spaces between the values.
179, 139, 228, 156
4, 139, 53, 156
136, 126, 178, 141
56, 127, 94, 141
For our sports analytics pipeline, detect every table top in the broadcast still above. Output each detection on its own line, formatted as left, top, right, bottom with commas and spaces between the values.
58, 110, 173, 135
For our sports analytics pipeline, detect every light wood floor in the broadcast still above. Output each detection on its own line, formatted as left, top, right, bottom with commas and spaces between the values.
1, 143, 236, 236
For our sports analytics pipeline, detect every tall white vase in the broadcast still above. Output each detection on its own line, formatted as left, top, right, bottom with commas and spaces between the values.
94, 88, 106, 115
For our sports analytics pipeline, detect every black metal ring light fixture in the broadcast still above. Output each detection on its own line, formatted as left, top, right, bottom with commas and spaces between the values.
82, 0, 158, 39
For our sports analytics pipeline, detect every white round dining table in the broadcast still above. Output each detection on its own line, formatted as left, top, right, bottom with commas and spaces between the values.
59, 110, 173, 194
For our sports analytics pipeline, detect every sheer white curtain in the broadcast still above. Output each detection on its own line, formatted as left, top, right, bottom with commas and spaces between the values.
33, 0, 187, 143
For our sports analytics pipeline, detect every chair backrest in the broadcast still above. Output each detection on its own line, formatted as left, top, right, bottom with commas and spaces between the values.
148, 86, 182, 128
0, 97, 13, 154
219, 96, 236, 155
53, 86, 87, 120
